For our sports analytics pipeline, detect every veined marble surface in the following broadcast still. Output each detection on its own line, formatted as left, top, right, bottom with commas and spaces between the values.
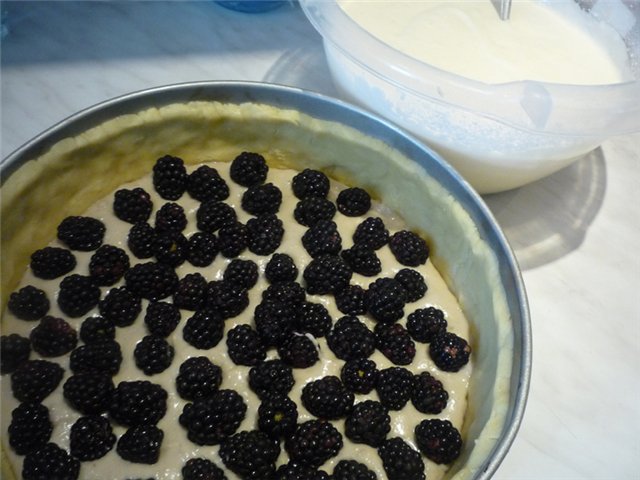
1, 1, 639, 479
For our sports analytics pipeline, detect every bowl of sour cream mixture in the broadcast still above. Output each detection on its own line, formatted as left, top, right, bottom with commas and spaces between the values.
300, 0, 640, 193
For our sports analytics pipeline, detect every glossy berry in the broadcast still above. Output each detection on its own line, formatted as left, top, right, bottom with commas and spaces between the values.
113, 187, 153, 224
241, 182, 282, 215
334, 284, 367, 316
375, 367, 414, 411
69, 340, 122, 375
429, 332, 472, 372
340, 358, 379, 394
262, 280, 306, 306
63, 372, 115, 415
30, 315, 78, 357
134, 334, 175, 375
301, 376, 354, 420
297, 301, 332, 338
258, 394, 298, 438
303, 254, 352, 295
407, 307, 447, 343
57, 215, 105, 251
116, 424, 164, 464
265, 253, 298, 283
394, 268, 427, 302
153, 231, 189, 268
8, 402, 52, 455
414, 419, 463, 464
248, 359, 295, 399
284, 420, 343, 468
69, 415, 116, 461
205, 280, 249, 319
353, 216, 389, 250
277, 333, 319, 369
226, 324, 267, 367
254, 299, 296, 347
341, 243, 381, 277
22, 442, 80, 480
98, 286, 142, 327
124, 261, 178, 301
8, 285, 50, 321
30, 246, 76, 279
247, 214, 284, 255
187, 231, 219, 267
176, 356, 222, 401
276, 462, 330, 480
154, 201, 187, 234
187, 164, 230, 202
326, 316, 375, 361
291, 168, 330, 199
219, 430, 280, 479
144, 301, 181, 337
57, 274, 101, 318
109, 380, 167, 427
332, 460, 376, 480
196, 200, 237, 233
223, 258, 259, 289
217, 221, 248, 258
89, 244, 130, 286
0, 334, 31, 374
183, 309, 225, 350
79, 316, 115, 344
230, 151, 268, 187
173, 272, 207, 311
152, 154, 187, 200
411, 371, 448, 414
294, 196, 336, 227
374, 322, 416, 365
364, 277, 407, 323
127, 222, 157, 259
336, 187, 371, 216
378, 437, 425, 480
388, 230, 429, 267
182, 457, 226, 480
302, 219, 342, 258
344, 400, 390, 448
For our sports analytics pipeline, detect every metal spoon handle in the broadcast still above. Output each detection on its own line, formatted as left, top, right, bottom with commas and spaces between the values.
492, 0, 512, 20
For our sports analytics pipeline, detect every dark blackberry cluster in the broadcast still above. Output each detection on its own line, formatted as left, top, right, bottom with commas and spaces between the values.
292, 168, 330, 199
353, 216, 389, 250
262, 281, 306, 306
69, 340, 122, 375
375, 367, 414, 411
116, 424, 164, 464
226, 324, 267, 366
154, 232, 188, 268
364, 277, 407, 323
284, 420, 343, 468
152, 154, 187, 200
374, 322, 416, 365
30, 315, 78, 357
154, 202, 188, 234
217, 221, 248, 258
69, 415, 116, 461
406, 307, 447, 343
144, 301, 181, 337
182, 458, 226, 480
21, 442, 80, 480
302, 219, 342, 257
30, 246, 76, 279
336, 187, 371, 217
99, 286, 142, 327
303, 254, 352, 295
429, 332, 472, 372
341, 243, 381, 277
332, 460, 377, 480
182, 309, 225, 349
127, 222, 157, 259
179, 389, 247, 445
344, 400, 390, 448
134, 334, 175, 375
205, 280, 249, 319
57, 215, 105, 251
257, 394, 298, 438
301, 376, 354, 420
411, 371, 449, 414
297, 301, 332, 337
265, 253, 298, 283
0, 334, 31, 374
176, 356, 222, 401
79, 316, 115, 344
62, 372, 115, 414
196, 200, 237, 233
109, 380, 167, 427
248, 359, 295, 399
247, 214, 284, 255
173, 272, 207, 310
187, 165, 230, 202
276, 462, 330, 480
57, 274, 101, 318
187, 231, 219, 267
395, 268, 427, 302
294, 196, 336, 227
223, 258, 259, 289
229, 151, 268, 187
415, 419, 463, 464
8, 285, 49, 321
277, 333, 319, 369
219, 429, 280, 479
89, 244, 130, 286
254, 299, 297, 347
326, 316, 375, 361
11, 359, 64, 403
378, 437, 425, 480
8, 402, 52, 455
124, 261, 178, 301
340, 358, 379, 394
334, 284, 367, 316
113, 187, 153, 224
389, 230, 430, 267
242, 182, 282, 215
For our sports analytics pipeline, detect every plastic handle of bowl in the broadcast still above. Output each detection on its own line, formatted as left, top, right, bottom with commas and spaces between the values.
520, 83, 553, 131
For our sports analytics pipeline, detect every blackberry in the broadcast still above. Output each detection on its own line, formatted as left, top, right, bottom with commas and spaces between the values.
187, 164, 230, 202
205, 280, 249, 319
294, 196, 336, 227
57, 274, 101, 318
297, 301, 332, 337
184, 233, 217, 268
248, 359, 295, 399
116, 424, 164, 464
154, 231, 189, 267
415, 419, 463, 464
223, 258, 259, 289
134, 334, 175, 375
69, 415, 116, 461
246, 214, 284, 255
341, 244, 381, 277
11, 359, 63, 403
99, 286, 142, 327
0, 334, 30, 374
89, 244, 130, 286
303, 254, 352, 295
388, 230, 429, 267
378, 437, 425, 480
30, 315, 78, 357
257, 394, 298, 438
63, 372, 115, 414
124, 261, 178, 301
340, 358, 379, 394
57, 215, 105, 251
22, 442, 80, 480
229, 151, 268, 187
334, 284, 367, 316
302, 219, 342, 257
326, 316, 375, 361
8, 402, 52, 455
332, 460, 377, 480
109, 380, 167, 426
7, 285, 50, 321
30, 246, 76, 279
183, 309, 225, 349
152, 154, 187, 200
364, 277, 407, 323
407, 307, 447, 343
411, 371, 449, 414
353, 216, 389, 250
301, 375, 354, 420
217, 221, 248, 258
128, 222, 157, 259
276, 462, 330, 480
265, 253, 298, 283
254, 299, 296, 347
284, 419, 343, 468
144, 301, 181, 337
173, 272, 207, 311
182, 458, 226, 480
374, 322, 416, 365
337, 187, 371, 216
79, 315, 115, 344
70, 340, 122, 375
176, 356, 222, 401
429, 332, 472, 372
277, 333, 319, 369
345, 400, 390, 448
241, 182, 282, 215
196, 200, 237, 233
291, 168, 330, 199
262, 280, 306, 306
226, 324, 267, 366
113, 187, 153, 224
394, 268, 427, 302
219, 430, 280, 479
155, 201, 187, 233
179, 389, 247, 445
375, 367, 414, 411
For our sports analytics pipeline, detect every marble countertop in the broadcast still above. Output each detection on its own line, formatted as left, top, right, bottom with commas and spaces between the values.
1, 2, 639, 479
